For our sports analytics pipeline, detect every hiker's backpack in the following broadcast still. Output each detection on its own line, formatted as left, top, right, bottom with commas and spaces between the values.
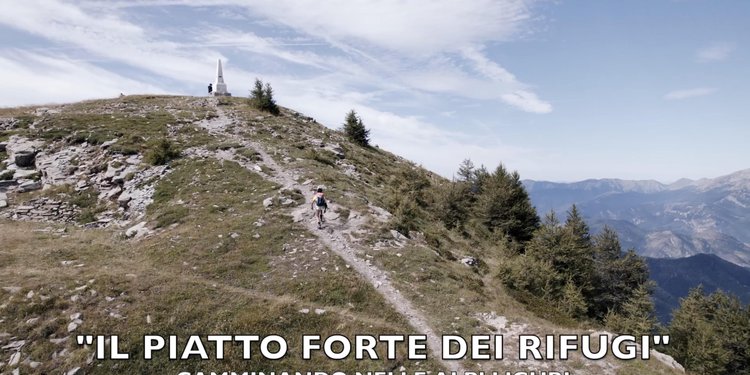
316, 195, 327, 207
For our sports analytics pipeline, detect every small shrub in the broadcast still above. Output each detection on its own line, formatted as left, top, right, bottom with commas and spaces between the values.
391, 198, 421, 235
77, 209, 98, 224
145, 139, 180, 165
70, 189, 98, 209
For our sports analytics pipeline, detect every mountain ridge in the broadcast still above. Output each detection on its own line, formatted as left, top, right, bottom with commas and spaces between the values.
523, 168, 750, 267
646, 253, 750, 324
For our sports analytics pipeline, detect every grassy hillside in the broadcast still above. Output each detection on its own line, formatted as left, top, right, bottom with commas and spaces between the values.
0, 95, 683, 374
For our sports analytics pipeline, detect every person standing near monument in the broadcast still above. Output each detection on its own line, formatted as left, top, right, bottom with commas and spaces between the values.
208, 83, 213, 95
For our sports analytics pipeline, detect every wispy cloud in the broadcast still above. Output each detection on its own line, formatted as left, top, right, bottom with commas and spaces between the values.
664, 87, 717, 100
0, 50, 166, 107
0, 1, 232, 84
0, 0, 551, 176
461, 46, 552, 113
57, 0, 549, 113
696, 42, 736, 62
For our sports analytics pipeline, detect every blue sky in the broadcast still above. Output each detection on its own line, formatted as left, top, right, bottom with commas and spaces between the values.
1, 0, 747, 182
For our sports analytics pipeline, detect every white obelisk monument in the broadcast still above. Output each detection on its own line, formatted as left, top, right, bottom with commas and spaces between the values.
213, 59, 231, 96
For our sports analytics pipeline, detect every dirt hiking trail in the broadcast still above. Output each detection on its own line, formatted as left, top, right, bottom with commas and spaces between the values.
190, 101, 466, 373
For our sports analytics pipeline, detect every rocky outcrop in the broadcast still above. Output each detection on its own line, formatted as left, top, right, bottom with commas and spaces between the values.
4, 197, 77, 222
35, 144, 95, 186
0, 134, 169, 227
4, 136, 44, 163
0, 117, 19, 130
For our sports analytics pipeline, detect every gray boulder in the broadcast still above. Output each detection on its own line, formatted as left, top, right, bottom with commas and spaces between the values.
125, 221, 151, 239
19, 180, 42, 192
14, 150, 37, 168
263, 197, 274, 208
390, 230, 407, 241
117, 192, 132, 208
461, 257, 478, 267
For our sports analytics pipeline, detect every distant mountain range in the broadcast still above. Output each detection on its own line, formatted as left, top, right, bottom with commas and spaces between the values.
646, 254, 750, 324
523, 169, 750, 267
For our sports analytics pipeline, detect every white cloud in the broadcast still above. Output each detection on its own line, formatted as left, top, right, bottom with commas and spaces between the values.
461, 46, 552, 113
0, 50, 166, 107
0, 0, 552, 177
664, 87, 717, 100
65, 0, 550, 113
501, 90, 552, 113
99, 0, 534, 54
236, 0, 533, 55
696, 42, 735, 62
0, 0, 220, 84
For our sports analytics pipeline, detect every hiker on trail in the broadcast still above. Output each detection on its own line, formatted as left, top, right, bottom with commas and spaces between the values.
310, 187, 327, 229
208, 83, 213, 95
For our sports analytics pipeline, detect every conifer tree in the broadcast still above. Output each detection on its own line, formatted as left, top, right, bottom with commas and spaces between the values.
527, 206, 595, 292
457, 159, 475, 182
437, 181, 471, 230
250, 79, 264, 103
667, 288, 750, 374
473, 164, 539, 243
342, 109, 370, 146
667, 287, 732, 374
561, 281, 588, 319
589, 227, 650, 319
564, 205, 591, 248
249, 78, 280, 115
604, 283, 656, 336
